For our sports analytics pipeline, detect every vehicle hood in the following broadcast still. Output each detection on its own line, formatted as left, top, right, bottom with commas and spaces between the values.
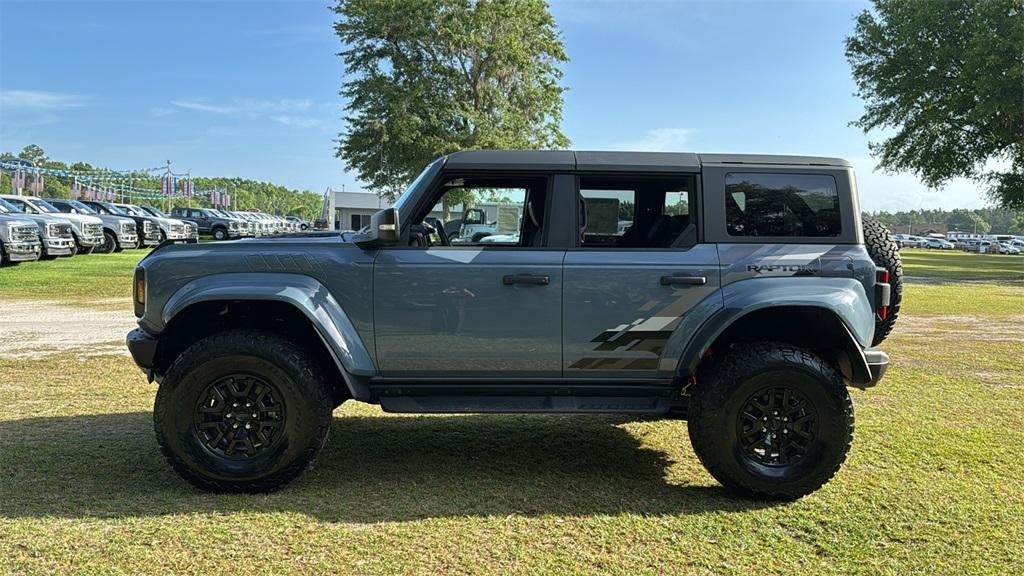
93, 214, 135, 227
55, 212, 104, 226
16, 213, 74, 227
152, 216, 187, 228
0, 214, 38, 229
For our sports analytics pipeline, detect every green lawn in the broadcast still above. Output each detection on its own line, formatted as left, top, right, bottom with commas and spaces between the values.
1, 248, 1022, 574
900, 248, 1024, 281
0, 249, 145, 302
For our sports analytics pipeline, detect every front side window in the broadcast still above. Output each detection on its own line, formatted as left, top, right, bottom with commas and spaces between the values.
413, 175, 548, 247
578, 175, 694, 248
726, 173, 841, 237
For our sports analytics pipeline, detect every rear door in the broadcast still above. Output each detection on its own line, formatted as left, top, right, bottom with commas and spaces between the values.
373, 173, 566, 379
562, 174, 721, 380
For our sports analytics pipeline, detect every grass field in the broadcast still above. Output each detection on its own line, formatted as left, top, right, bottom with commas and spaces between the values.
1, 248, 1022, 574
899, 248, 1024, 281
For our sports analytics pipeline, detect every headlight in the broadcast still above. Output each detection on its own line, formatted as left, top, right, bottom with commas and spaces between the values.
143, 221, 153, 232
230, 221, 240, 229
46, 223, 60, 237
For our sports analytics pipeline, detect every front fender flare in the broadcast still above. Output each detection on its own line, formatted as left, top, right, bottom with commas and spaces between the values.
162, 272, 375, 398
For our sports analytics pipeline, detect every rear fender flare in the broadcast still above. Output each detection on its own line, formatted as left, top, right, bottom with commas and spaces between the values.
673, 277, 876, 385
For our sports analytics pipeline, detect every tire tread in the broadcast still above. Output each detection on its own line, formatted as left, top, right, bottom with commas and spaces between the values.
688, 342, 854, 500
154, 329, 332, 492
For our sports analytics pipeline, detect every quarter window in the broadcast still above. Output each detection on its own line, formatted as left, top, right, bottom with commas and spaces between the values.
725, 173, 841, 237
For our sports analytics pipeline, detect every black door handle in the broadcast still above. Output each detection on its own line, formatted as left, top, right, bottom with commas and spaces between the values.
660, 275, 706, 286
503, 274, 550, 286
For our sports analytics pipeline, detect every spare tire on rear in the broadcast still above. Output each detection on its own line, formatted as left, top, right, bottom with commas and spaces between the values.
862, 218, 902, 346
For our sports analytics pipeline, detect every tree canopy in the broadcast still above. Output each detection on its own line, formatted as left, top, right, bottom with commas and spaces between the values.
845, 0, 1024, 209
864, 206, 1023, 235
333, 0, 569, 199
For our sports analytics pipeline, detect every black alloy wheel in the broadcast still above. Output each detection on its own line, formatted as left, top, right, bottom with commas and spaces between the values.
193, 374, 287, 460
736, 387, 817, 467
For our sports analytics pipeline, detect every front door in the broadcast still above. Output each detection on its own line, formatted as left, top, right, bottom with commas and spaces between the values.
563, 174, 721, 380
373, 174, 564, 379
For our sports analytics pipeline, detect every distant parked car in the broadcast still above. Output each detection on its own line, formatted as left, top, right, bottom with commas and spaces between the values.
925, 238, 954, 250
893, 233, 928, 249
0, 198, 76, 258
170, 207, 245, 240
997, 242, 1020, 255
138, 206, 198, 241
1, 194, 103, 255
286, 216, 310, 231
64, 199, 140, 253
0, 212, 42, 265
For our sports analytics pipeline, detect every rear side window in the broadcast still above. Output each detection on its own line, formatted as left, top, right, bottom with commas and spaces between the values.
578, 175, 695, 248
726, 173, 840, 237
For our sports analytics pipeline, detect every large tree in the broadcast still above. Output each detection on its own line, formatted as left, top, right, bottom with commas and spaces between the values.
334, 0, 569, 199
845, 0, 1024, 209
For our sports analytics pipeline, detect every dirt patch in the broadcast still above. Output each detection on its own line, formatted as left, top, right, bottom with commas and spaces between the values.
0, 300, 137, 359
896, 314, 1024, 342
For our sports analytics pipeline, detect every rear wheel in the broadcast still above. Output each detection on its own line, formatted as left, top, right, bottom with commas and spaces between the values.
862, 218, 902, 345
688, 342, 853, 500
154, 330, 333, 492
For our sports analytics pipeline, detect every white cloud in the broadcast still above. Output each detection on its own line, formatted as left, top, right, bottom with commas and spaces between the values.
270, 115, 321, 128
171, 98, 313, 117
0, 89, 87, 110
618, 128, 694, 152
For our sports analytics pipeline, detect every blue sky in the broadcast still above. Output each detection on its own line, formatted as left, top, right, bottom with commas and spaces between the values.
0, 0, 987, 212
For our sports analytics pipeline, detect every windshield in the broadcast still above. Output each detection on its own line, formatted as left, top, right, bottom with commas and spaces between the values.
393, 158, 444, 214
28, 198, 61, 213
103, 203, 128, 216
121, 205, 146, 217
142, 206, 168, 218
0, 199, 20, 213
67, 200, 97, 214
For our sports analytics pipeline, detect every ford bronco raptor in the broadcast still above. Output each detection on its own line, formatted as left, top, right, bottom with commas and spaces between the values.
127, 151, 900, 499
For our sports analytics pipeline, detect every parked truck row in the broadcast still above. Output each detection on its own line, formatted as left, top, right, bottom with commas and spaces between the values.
0, 194, 309, 267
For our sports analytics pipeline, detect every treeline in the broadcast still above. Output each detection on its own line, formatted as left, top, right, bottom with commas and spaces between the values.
864, 207, 1024, 235
0, 145, 324, 221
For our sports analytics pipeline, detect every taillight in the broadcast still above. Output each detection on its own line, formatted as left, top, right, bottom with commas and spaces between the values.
875, 268, 891, 320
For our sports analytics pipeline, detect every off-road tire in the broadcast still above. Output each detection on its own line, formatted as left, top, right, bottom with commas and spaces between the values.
862, 217, 902, 345
688, 342, 854, 500
154, 330, 333, 492
212, 227, 228, 241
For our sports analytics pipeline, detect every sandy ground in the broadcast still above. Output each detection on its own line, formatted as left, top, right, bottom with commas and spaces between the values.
0, 300, 137, 359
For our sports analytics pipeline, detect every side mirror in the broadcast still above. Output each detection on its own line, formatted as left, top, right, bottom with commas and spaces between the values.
356, 208, 400, 248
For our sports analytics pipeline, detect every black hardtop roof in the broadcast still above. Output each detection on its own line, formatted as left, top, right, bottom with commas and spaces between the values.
443, 150, 850, 172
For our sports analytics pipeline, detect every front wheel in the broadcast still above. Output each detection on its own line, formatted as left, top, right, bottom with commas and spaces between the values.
154, 330, 333, 492
96, 231, 117, 254
688, 342, 853, 500
212, 227, 228, 241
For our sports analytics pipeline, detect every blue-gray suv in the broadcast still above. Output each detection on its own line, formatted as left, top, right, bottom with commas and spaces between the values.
127, 151, 900, 499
